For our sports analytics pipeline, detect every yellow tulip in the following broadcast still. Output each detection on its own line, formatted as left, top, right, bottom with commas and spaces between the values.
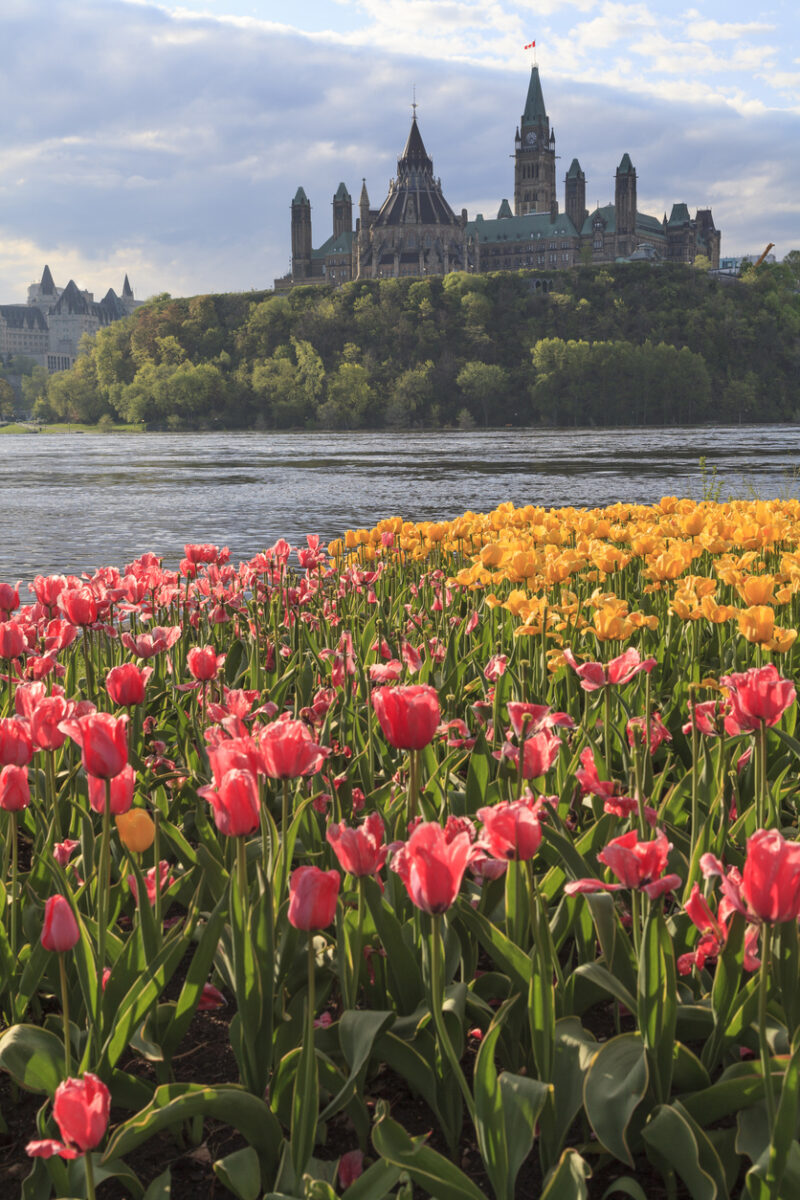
116, 809, 156, 854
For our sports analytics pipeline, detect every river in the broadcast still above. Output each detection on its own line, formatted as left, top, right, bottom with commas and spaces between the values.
2, 425, 798, 581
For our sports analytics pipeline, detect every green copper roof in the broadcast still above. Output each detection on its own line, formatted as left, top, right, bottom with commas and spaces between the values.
566, 158, 584, 179
466, 210, 579, 244
668, 202, 690, 226
311, 230, 354, 259
497, 199, 513, 219
617, 153, 634, 175
581, 205, 615, 236
334, 182, 351, 201
636, 212, 665, 236
293, 186, 310, 205
522, 66, 547, 125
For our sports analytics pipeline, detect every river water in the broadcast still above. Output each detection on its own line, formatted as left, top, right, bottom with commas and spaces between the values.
2, 426, 798, 582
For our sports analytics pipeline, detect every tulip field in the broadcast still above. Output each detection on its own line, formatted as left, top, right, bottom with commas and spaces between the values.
5, 496, 800, 1199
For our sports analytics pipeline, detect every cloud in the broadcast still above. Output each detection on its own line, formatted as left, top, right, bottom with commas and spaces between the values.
0, 0, 797, 313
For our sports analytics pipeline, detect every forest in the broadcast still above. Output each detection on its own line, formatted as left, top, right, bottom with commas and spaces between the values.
23, 258, 800, 429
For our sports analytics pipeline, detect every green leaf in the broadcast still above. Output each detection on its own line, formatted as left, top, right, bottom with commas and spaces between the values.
214, 1146, 262, 1200
319, 1010, 395, 1126
456, 898, 532, 994
371, 1102, 486, 1200
583, 1033, 649, 1168
552, 1018, 599, 1156
599, 1180, 650, 1200
465, 733, 490, 812
159, 894, 227, 1063
539, 1149, 592, 1200
341, 1158, 403, 1200
363, 877, 424, 1015
641, 1100, 730, 1200
103, 1083, 283, 1178
571, 962, 636, 1014
142, 1169, 172, 1200
0, 1024, 65, 1093
291, 1015, 320, 1178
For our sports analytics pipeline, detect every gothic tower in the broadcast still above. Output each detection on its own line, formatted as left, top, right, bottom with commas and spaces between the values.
565, 159, 587, 232
514, 66, 557, 216
614, 153, 637, 253
290, 187, 312, 280
332, 182, 352, 239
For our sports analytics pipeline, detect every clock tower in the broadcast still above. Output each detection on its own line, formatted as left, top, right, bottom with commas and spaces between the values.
514, 66, 557, 217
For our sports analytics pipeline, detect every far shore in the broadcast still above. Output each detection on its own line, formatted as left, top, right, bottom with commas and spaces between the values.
0, 421, 146, 435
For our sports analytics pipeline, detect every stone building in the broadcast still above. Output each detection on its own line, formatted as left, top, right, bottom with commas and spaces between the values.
276, 65, 720, 289
0, 265, 142, 372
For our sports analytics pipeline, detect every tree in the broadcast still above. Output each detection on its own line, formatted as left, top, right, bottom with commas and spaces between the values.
0, 378, 15, 419
456, 362, 508, 427
317, 362, 373, 428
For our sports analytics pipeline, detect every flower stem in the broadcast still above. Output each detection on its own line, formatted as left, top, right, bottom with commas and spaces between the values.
430, 914, 475, 1124
95, 779, 112, 1048
407, 748, 420, 825
758, 922, 776, 1128
84, 1152, 97, 1200
10, 812, 18, 966
58, 953, 71, 1076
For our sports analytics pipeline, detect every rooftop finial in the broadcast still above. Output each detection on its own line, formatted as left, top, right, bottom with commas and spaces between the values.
412, 84, 418, 120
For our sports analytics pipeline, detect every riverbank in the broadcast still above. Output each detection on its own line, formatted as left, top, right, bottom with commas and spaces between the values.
0, 421, 146, 434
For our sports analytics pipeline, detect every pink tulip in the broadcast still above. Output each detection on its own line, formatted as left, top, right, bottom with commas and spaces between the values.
288, 865, 340, 930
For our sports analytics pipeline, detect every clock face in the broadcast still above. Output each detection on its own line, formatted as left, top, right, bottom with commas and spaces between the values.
525, 131, 537, 147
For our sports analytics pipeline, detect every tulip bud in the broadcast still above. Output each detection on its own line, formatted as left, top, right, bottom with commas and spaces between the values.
0, 763, 30, 812
288, 866, 339, 930
41, 895, 80, 953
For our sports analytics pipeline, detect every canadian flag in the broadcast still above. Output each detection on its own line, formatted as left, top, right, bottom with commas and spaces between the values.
524, 40, 535, 49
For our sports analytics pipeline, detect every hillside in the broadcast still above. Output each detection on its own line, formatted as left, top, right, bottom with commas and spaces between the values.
30, 261, 800, 429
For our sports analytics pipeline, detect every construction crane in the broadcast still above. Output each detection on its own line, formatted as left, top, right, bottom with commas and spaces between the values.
753, 243, 775, 268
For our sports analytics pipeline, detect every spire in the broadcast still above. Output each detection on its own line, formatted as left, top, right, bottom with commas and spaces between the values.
359, 178, 370, 209
566, 158, 584, 179
292, 186, 310, 205
40, 265, 55, 295
617, 153, 634, 175
122, 274, 133, 298
334, 182, 351, 202
398, 116, 433, 174
522, 66, 547, 125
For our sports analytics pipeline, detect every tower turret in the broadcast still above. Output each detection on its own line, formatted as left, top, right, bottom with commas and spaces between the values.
333, 182, 352, 239
565, 158, 587, 231
614, 153, 637, 249
291, 186, 312, 280
514, 67, 557, 217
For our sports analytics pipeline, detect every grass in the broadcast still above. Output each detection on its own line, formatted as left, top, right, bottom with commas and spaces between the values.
0, 421, 146, 434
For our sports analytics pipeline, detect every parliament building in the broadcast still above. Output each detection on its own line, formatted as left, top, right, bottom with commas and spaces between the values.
276, 66, 720, 290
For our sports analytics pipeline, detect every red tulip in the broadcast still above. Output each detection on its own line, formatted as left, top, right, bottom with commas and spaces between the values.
30, 696, 73, 752
53, 1073, 110, 1151
106, 663, 153, 707
326, 812, 387, 877
0, 580, 20, 614
496, 729, 562, 779
87, 764, 135, 815
506, 702, 574, 738
0, 718, 33, 766
0, 620, 25, 659
187, 645, 224, 681
288, 865, 340, 930
338, 1150, 364, 1189
58, 587, 98, 627
720, 665, 796, 733
201, 768, 260, 837
562, 647, 656, 692
197, 983, 226, 1010
59, 712, 128, 779
477, 797, 542, 861
41, 895, 80, 953
372, 684, 440, 751
391, 821, 473, 914
626, 712, 672, 754
565, 829, 681, 900
0, 763, 30, 811
742, 829, 800, 923
259, 718, 326, 779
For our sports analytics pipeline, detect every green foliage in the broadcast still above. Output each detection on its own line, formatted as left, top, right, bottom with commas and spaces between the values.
36, 262, 800, 429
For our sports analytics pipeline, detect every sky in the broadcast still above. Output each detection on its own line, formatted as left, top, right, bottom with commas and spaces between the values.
0, 0, 798, 304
